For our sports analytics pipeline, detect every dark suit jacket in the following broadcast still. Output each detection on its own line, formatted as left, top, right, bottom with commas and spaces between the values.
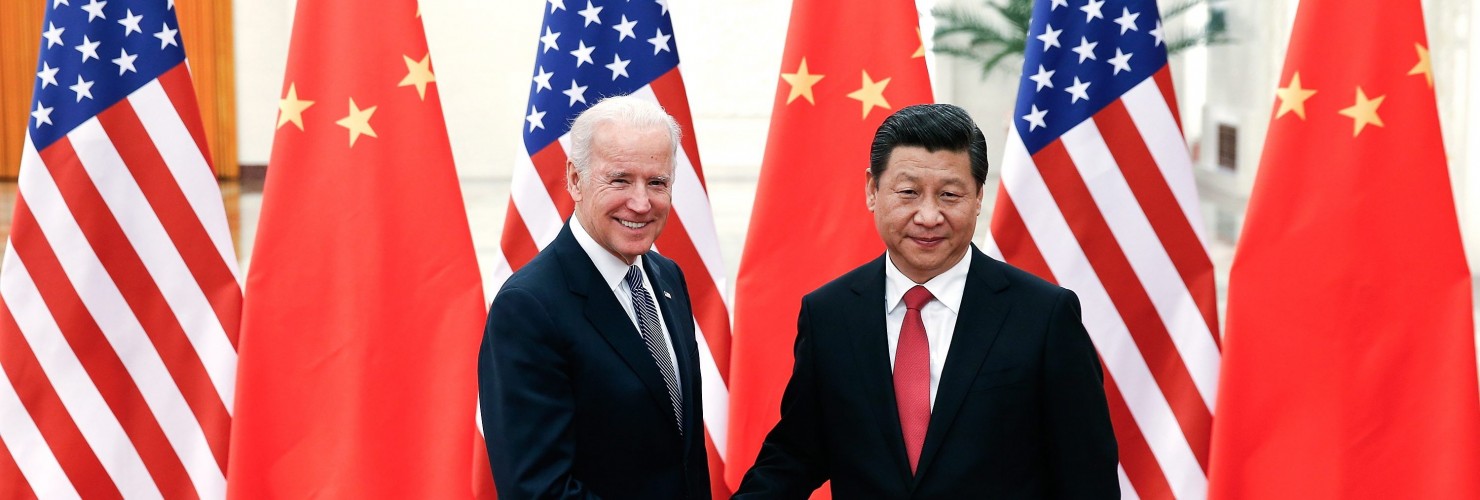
735, 247, 1118, 499
479, 223, 709, 499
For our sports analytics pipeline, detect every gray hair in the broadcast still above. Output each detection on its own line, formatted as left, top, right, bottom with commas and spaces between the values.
567, 95, 682, 175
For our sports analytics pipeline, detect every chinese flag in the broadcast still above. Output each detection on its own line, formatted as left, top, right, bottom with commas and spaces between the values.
1209, 0, 1480, 498
226, 0, 486, 498
726, 0, 932, 494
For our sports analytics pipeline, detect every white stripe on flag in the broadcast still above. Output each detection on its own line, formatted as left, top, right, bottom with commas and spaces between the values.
0, 283, 83, 500
509, 150, 564, 249
1121, 80, 1209, 248
999, 131, 1206, 498
1060, 120, 1219, 408
694, 321, 727, 456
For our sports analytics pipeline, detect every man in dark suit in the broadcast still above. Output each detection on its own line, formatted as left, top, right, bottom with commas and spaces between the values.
479, 96, 708, 499
736, 104, 1118, 499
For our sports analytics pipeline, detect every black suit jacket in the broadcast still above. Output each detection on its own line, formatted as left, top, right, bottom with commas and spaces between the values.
736, 248, 1118, 499
479, 223, 709, 499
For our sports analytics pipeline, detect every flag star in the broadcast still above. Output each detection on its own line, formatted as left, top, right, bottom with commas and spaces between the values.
76, 35, 101, 62
119, 9, 143, 35
846, 70, 892, 119
1022, 104, 1048, 131
648, 28, 672, 55
526, 105, 547, 131
532, 66, 554, 92
913, 27, 926, 58
1114, 8, 1140, 34
1337, 87, 1385, 136
540, 27, 561, 52
112, 48, 138, 75
563, 79, 588, 106
1065, 76, 1090, 103
37, 62, 60, 88
335, 98, 379, 146
1274, 72, 1317, 120
155, 23, 179, 49
577, 0, 603, 26
32, 102, 54, 128
548, 0, 565, 13
1036, 24, 1062, 51
1408, 43, 1433, 87
277, 83, 315, 130
570, 40, 596, 67
42, 22, 65, 48
605, 53, 631, 80
168, 0, 174, 9
1080, 0, 1104, 22
1028, 64, 1055, 91
656, 0, 669, 15
613, 15, 638, 41
81, 0, 107, 21
1071, 36, 1098, 63
53, 0, 69, 7
1050, 0, 1067, 9
781, 58, 825, 105
399, 53, 436, 100
69, 75, 95, 102
1149, 21, 1164, 46
1107, 48, 1132, 74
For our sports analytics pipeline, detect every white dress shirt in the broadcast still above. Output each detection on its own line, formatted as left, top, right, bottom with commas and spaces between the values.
571, 219, 681, 393
884, 250, 972, 408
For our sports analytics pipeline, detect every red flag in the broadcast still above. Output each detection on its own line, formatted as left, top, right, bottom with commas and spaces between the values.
1209, 0, 1480, 497
227, 0, 485, 497
0, 1, 239, 497
726, 0, 932, 493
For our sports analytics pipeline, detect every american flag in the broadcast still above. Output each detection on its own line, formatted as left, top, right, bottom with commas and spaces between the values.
486, 0, 733, 494
985, 0, 1219, 498
0, 0, 240, 498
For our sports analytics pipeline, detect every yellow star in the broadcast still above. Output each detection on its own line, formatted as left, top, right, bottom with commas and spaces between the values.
277, 83, 315, 130
1336, 87, 1385, 137
1273, 72, 1317, 120
913, 28, 926, 58
846, 70, 892, 119
399, 54, 436, 100
781, 58, 825, 105
335, 98, 379, 147
1407, 43, 1432, 88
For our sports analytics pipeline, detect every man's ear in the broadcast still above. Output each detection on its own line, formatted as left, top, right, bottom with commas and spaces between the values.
864, 167, 877, 212
566, 161, 582, 202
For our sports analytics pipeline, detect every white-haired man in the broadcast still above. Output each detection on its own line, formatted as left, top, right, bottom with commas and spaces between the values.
479, 95, 709, 499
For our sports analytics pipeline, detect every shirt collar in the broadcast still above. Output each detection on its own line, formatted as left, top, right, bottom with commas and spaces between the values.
571, 217, 646, 292
884, 247, 972, 314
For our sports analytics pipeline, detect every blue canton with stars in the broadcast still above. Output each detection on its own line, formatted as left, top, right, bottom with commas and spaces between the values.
1015, 0, 1167, 153
523, 0, 681, 152
28, 0, 187, 150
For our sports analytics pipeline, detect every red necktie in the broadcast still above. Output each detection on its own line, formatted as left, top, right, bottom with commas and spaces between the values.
895, 285, 933, 474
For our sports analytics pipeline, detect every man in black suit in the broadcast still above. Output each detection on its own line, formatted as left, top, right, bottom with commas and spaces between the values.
736, 104, 1118, 499
479, 96, 708, 499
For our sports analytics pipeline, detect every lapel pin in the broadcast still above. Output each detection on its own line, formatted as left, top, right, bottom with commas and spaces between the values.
663, 291, 672, 299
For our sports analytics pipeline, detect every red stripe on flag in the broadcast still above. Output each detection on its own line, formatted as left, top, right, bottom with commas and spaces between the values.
98, 101, 244, 351
498, 207, 541, 272
0, 237, 125, 500
648, 70, 708, 190
1093, 101, 1219, 342
0, 431, 39, 500
988, 186, 1057, 284
154, 64, 215, 174
1032, 140, 1212, 470
654, 214, 731, 381
1152, 68, 1181, 131
1103, 369, 1175, 500
530, 146, 574, 220
38, 140, 231, 474
704, 429, 731, 498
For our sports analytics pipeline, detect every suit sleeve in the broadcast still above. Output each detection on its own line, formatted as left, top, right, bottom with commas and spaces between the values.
733, 299, 829, 499
479, 287, 601, 500
1042, 288, 1120, 499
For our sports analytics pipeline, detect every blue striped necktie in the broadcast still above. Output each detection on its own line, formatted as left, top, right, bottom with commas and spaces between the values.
624, 265, 682, 434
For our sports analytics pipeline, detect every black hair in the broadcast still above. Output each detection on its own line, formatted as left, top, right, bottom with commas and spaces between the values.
868, 103, 989, 187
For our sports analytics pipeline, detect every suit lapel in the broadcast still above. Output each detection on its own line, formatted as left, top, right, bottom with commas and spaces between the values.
555, 228, 680, 435
645, 258, 698, 448
912, 249, 1013, 483
848, 256, 915, 486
